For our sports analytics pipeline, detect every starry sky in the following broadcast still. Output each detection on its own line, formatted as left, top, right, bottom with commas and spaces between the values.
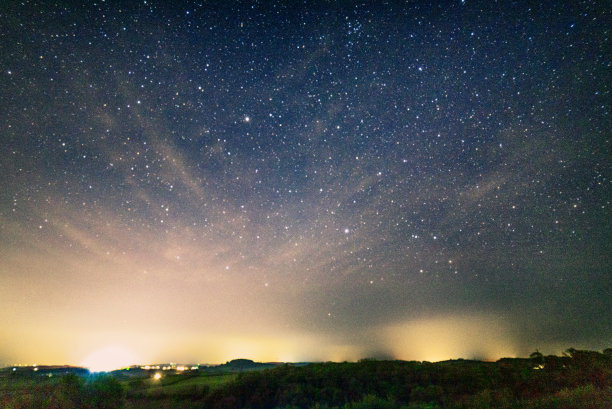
0, 0, 610, 368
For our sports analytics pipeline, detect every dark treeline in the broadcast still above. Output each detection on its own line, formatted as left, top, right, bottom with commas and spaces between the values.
198, 348, 612, 409
2, 348, 612, 408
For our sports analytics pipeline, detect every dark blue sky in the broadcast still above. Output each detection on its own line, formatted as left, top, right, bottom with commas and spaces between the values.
0, 0, 610, 366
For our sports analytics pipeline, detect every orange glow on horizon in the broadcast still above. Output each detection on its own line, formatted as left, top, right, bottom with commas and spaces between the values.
384, 314, 519, 362
80, 346, 139, 372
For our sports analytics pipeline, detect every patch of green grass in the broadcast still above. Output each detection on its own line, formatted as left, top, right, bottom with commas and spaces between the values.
128, 372, 236, 398
156, 373, 235, 391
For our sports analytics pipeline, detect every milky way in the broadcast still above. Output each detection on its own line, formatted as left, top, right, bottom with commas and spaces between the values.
0, 1, 610, 366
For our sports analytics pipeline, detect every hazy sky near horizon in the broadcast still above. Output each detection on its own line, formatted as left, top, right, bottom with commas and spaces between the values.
0, 1, 610, 368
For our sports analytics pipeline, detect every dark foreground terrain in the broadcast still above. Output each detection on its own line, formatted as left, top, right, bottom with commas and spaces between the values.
1, 349, 611, 408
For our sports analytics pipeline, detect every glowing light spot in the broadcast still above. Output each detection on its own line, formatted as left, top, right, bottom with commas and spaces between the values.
153, 372, 162, 380
81, 346, 138, 372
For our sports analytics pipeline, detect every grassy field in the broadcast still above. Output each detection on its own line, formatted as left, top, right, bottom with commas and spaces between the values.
125, 372, 236, 398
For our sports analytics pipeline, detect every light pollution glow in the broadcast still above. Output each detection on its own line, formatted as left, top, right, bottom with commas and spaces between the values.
1, 1, 610, 370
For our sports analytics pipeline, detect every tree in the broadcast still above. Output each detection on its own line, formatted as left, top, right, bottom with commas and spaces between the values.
54, 373, 85, 408
86, 375, 125, 409
529, 350, 544, 367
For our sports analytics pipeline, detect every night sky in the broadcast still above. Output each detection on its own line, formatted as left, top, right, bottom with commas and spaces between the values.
1, 1, 610, 369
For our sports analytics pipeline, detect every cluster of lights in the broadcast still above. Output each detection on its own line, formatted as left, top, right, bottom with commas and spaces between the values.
140, 365, 161, 370
141, 364, 199, 371
11, 364, 38, 372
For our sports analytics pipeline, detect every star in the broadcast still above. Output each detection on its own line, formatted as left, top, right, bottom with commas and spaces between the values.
0, 0, 607, 366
